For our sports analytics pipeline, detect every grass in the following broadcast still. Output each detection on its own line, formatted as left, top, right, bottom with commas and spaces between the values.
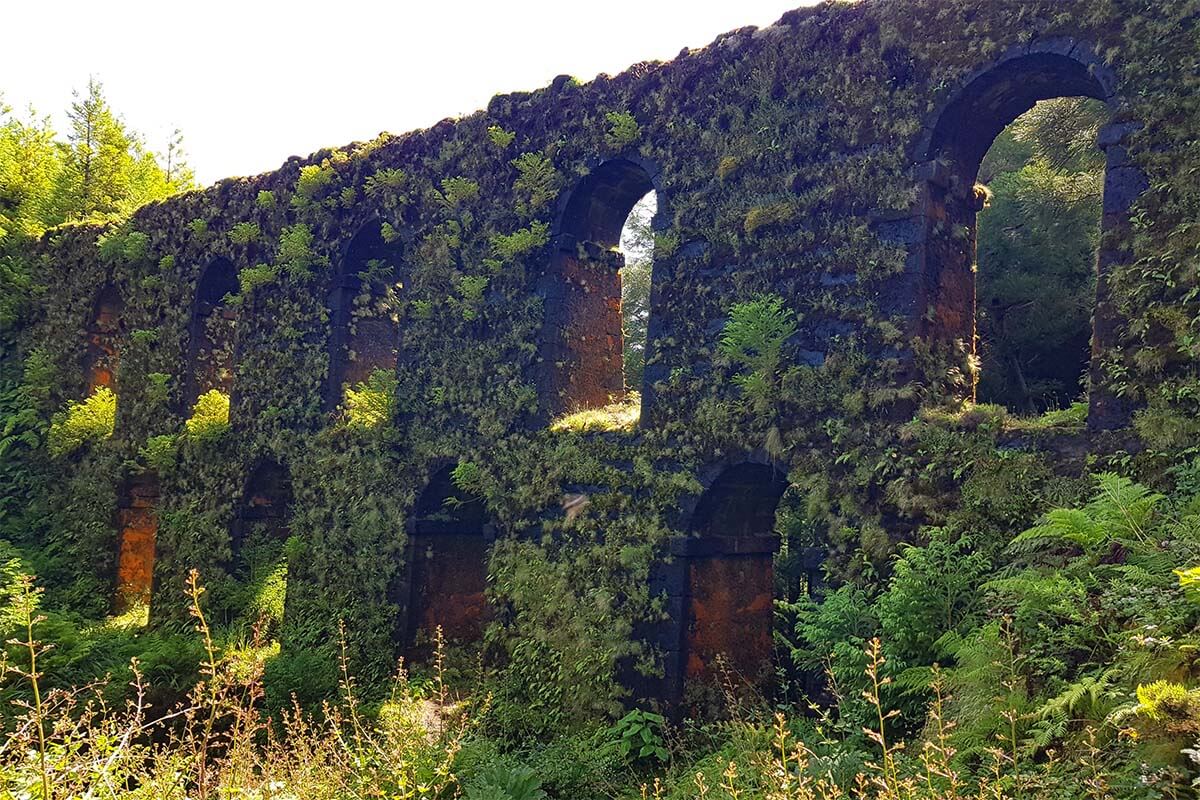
550, 394, 641, 434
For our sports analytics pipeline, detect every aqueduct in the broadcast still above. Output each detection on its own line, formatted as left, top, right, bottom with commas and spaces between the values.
23, 0, 1192, 711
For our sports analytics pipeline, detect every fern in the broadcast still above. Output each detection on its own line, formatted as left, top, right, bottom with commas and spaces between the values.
1009, 473, 1164, 556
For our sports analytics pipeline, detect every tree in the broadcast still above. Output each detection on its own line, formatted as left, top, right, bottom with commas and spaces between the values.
0, 102, 61, 241
619, 191, 656, 390
975, 97, 1107, 413
47, 77, 191, 224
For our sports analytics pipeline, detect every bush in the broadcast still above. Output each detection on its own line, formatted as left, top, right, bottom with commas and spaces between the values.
717, 294, 797, 413
47, 387, 116, 456
344, 369, 398, 429
604, 111, 640, 149
184, 389, 230, 442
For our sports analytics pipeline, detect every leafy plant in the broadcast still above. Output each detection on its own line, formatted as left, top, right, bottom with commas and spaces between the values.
343, 369, 397, 430
140, 433, 178, 473
292, 162, 335, 206
228, 221, 260, 245
237, 263, 277, 294
47, 387, 116, 457
604, 111, 640, 149
464, 763, 547, 800
603, 709, 669, 763
440, 176, 480, 209
491, 222, 549, 262
364, 168, 406, 197
511, 152, 561, 215
255, 190, 276, 209
717, 294, 797, 412
184, 389, 230, 442
487, 125, 515, 149
277, 223, 326, 277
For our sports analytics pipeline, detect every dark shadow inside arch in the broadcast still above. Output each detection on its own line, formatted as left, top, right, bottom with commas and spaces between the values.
678, 462, 787, 714
538, 158, 657, 419
232, 459, 293, 562
186, 257, 240, 411
916, 50, 1135, 428
84, 284, 124, 393
403, 464, 492, 654
326, 219, 402, 410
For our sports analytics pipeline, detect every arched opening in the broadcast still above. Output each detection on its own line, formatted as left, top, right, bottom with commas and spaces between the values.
113, 473, 159, 614
539, 158, 658, 419
975, 98, 1107, 414
84, 285, 124, 392
916, 49, 1135, 426
186, 257, 239, 410
327, 219, 402, 410
404, 463, 492, 655
678, 462, 787, 711
233, 460, 293, 559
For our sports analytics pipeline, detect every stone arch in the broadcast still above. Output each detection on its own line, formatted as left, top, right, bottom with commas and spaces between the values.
537, 157, 664, 420
402, 462, 494, 654
185, 257, 240, 411
84, 284, 124, 393
233, 459, 293, 559
663, 460, 787, 712
113, 472, 160, 613
326, 218, 402, 410
908, 41, 1144, 429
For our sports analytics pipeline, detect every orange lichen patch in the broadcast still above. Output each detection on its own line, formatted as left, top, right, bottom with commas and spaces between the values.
557, 250, 626, 411
409, 533, 490, 648
684, 554, 775, 690
114, 482, 159, 613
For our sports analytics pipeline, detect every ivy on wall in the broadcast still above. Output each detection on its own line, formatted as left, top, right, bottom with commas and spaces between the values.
3, 0, 1197, 726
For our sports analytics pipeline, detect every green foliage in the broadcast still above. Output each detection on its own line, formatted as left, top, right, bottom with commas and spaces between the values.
344, 369, 398, 429
364, 167, 406, 197
440, 176, 480, 208
0, 78, 192, 232
877, 529, 991, 680
602, 709, 668, 763
380, 221, 401, 243
455, 275, 489, 320
47, 387, 116, 457
604, 111, 640, 149
464, 762, 547, 800
1009, 473, 1164, 554
976, 98, 1106, 413
140, 433, 178, 473
487, 125, 516, 149
183, 389, 230, 442
510, 152, 562, 215
97, 227, 149, 263
228, 221, 260, 245
255, 190, 276, 209
491, 222, 549, 262
717, 294, 797, 412
292, 163, 335, 206
277, 223, 326, 277
237, 263, 277, 294
187, 217, 208, 237
145, 372, 171, 406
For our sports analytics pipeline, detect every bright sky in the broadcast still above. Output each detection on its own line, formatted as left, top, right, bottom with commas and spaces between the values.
1, 1, 817, 186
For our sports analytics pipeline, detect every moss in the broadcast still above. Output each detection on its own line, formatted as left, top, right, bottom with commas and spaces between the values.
550, 394, 641, 433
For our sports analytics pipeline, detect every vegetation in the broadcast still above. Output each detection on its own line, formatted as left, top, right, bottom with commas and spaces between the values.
46, 387, 116, 456
976, 98, 1106, 413
2, 2, 1198, 799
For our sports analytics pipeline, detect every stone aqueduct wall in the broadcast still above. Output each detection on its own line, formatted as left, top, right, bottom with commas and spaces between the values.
19, 0, 1198, 711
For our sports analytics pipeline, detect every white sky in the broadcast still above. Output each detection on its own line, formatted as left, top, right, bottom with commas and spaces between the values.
1, 1, 816, 186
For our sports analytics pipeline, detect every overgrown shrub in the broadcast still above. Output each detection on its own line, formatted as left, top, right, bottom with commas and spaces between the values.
47, 387, 116, 457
